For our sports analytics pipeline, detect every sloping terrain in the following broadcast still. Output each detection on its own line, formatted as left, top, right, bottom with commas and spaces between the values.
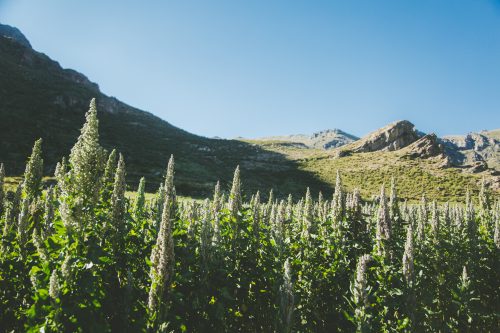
246, 139, 498, 202
0, 23, 329, 197
247, 121, 499, 201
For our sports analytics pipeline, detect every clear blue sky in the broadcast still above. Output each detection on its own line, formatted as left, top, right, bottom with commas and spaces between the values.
1, 0, 500, 138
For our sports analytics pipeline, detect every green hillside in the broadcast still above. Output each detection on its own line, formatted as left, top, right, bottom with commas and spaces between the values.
243, 140, 499, 202
0, 34, 329, 198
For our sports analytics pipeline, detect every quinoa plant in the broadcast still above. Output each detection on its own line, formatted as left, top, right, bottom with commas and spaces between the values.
0, 99, 498, 332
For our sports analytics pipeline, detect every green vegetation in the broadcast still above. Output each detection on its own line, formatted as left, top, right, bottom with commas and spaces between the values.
246, 140, 498, 202
1, 101, 499, 332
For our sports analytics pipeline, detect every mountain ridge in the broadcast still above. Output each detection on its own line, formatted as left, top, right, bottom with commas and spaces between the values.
0, 23, 330, 197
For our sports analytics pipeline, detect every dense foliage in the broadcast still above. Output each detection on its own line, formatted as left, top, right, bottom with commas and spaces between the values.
1, 100, 499, 332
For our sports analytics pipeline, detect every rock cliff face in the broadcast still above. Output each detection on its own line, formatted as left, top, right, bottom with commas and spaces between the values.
402, 134, 445, 159
347, 120, 421, 153
399, 134, 450, 168
444, 133, 494, 151
442, 131, 500, 171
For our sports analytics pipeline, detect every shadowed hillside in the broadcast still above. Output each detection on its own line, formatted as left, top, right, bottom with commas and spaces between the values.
0, 25, 330, 198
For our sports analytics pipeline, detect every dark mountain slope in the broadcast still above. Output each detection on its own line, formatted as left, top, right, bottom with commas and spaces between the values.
0, 25, 329, 197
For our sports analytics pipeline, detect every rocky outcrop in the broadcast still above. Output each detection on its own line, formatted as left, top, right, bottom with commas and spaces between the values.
348, 120, 420, 153
466, 161, 489, 174
442, 131, 500, 171
444, 133, 495, 151
401, 134, 447, 160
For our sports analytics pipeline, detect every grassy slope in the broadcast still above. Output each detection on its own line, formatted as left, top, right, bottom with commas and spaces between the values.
244, 140, 499, 202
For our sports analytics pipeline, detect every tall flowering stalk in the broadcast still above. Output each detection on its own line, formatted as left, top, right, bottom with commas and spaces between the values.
376, 185, 391, 257
187, 202, 200, 237
388, 177, 400, 222
349, 188, 361, 217
57, 99, 105, 236
54, 157, 67, 196
430, 201, 440, 238
1, 207, 13, 252
402, 224, 416, 327
417, 194, 428, 242
332, 170, 344, 222
163, 155, 175, 197
32, 227, 48, 262
453, 266, 474, 331
352, 254, 371, 333
478, 178, 490, 213
110, 154, 126, 249
154, 184, 166, 229
148, 156, 175, 323
103, 149, 118, 186
267, 189, 274, 207
229, 166, 242, 246
229, 165, 242, 219
212, 182, 222, 246
302, 188, 314, 240
465, 190, 475, 232
252, 191, 261, 242
285, 194, 293, 221
494, 216, 500, 250
17, 198, 30, 258
443, 202, 451, 227
23, 139, 44, 199
48, 270, 60, 300
148, 192, 175, 323
133, 177, 146, 219
102, 149, 118, 202
0, 163, 5, 213
68, 98, 106, 206
278, 259, 294, 333
200, 199, 213, 275
42, 186, 55, 237
402, 225, 414, 286
273, 201, 286, 256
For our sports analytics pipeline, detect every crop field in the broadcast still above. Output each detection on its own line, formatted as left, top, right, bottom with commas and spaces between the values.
0, 102, 499, 332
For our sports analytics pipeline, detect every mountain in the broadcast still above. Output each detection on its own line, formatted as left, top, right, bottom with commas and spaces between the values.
0, 23, 498, 200
256, 129, 359, 149
247, 119, 499, 197
442, 130, 500, 172
0, 23, 329, 197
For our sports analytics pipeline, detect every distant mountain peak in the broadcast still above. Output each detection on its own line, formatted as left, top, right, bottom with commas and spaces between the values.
0, 23, 31, 48
255, 128, 359, 149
